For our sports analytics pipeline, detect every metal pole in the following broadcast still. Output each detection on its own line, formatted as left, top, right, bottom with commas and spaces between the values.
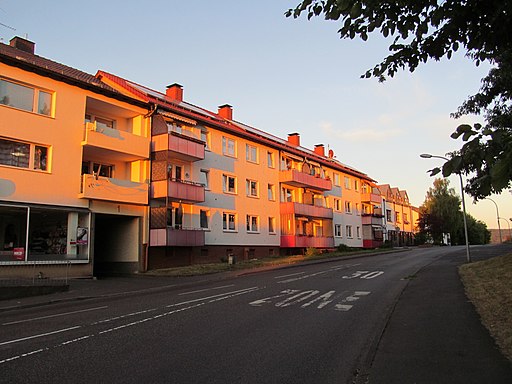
458, 173, 471, 262
485, 198, 502, 243
498, 218, 511, 242
420, 153, 471, 262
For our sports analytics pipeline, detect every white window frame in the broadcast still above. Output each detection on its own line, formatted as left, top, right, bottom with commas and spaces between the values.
246, 144, 258, 163
200, 169, 210, 189
223, 212, 237, 232
345, 201, 352, 214
222, 174, 237, 194
222, 136, 236, 157
1, 77, 53, 116
246, 179, 259, 198
246, 215, 259, 233
335, 224, 342, 237
334, 198, 341, 212
267, 184, 275, 201
333, 173, 340, 186
344, 177, 351, 189
200, 209, 210, 230
267, 151, 275, 168
346, 225, 353, 238
268, 217, 276, 234
0, 137, 50, 172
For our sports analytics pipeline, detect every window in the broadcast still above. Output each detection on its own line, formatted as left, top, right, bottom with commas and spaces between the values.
334, 198, 341, 211
356, 226, 361, 238
85, 114, 115, 130
354, 180, 359, 191
222, 174, 237, 194
268, 217, 276, 234
386, 209, 392, 222
282, 187, 294, 202
222, 136, 236, 157
0, 138, 49, 171
355, 203, 360, 215
344, 177, 351, 189
246, 215, 259, 233
267, 151, 275, 168
403, 213, 409, 223
246, 144, 258, 163
223, 212, 236, 232
346, 225, 353, 238
333, 173, 340, 186
200, 169, 209, 189
246, 179, 259, 197
201, 129, 210, 150
395, 212, 401, 223
200, 210, 209, 229
281, 156, 292, 170
267, 184, 275, 201
0, 78, 52, 116
345, 201, 352, 214
335, 224, 342, 237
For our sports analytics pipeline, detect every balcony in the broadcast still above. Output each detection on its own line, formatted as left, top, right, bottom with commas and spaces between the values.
280, 202, 333, 219
280, 169, 332, 191
150, 228, 205, 247
361, 192, 382, 204
79, 174, 148, 205
362, 214, 384, 226
280, 235, 334, 248
83, 122, 149, 161
151, 179, 205, 203
152, 132, 205, 162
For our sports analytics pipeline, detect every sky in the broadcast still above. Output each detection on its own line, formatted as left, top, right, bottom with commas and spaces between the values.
1, 0, 511, 231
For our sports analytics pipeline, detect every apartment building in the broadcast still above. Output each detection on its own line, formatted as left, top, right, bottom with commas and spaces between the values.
1, 36, 420, 275
379, 184, 418, 246
0, 37, 151, 277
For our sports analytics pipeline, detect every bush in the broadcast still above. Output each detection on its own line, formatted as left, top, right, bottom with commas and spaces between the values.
305, 247, 321, 257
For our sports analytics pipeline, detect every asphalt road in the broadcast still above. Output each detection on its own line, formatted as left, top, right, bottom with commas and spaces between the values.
0, 246, 508, 383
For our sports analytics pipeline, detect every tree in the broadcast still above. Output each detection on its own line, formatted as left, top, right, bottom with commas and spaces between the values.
418, 178, 462, 245
418, 178, 490, 245
286, 0, 512, 199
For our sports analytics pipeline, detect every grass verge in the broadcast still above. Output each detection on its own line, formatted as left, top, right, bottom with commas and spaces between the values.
144, 248, 397, 277
459, 253, 512, 361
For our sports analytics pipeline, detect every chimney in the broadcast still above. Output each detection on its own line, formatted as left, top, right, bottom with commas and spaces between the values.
166, 83, 183, 102
9, 36, 35, 54
288, 133, 300, 147
314, 144, 325, 157
218, 104, 233, 120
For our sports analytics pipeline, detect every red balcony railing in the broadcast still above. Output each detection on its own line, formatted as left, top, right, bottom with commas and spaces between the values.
280, 202, 333, 219
280, 169, 332, 191
151, 179, 205, 203
152, 132, 205, 162
150, 228, 205, 247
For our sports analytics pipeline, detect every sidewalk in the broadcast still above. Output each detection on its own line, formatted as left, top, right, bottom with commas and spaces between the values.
366, 249, 512, 383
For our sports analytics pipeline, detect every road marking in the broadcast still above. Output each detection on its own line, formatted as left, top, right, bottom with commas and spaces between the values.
0, 326, 81, 346
342, 270, 384, 279
91, 307, 159, 325
179, 285, 235, 295
2, 306, 108, 326
274, 272, 305, 279
0, 349, 47, 365
250, 289, 371, 312
166, 286, 259, 307
276, 263, 362, 283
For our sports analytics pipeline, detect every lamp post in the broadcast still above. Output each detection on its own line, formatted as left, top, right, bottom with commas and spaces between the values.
499, 218, 511, 242
420, 153, 471, 262
484, 197, 502, 243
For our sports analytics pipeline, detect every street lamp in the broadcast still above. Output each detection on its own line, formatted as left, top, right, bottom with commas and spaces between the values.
420, 153, 471, 262
483, 197, 502, 244
499, 218, 511, 242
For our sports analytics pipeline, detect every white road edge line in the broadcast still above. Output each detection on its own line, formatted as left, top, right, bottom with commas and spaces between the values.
2, 306, 108, 326
179, 284, 235, 295
0, 326, 81, 346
